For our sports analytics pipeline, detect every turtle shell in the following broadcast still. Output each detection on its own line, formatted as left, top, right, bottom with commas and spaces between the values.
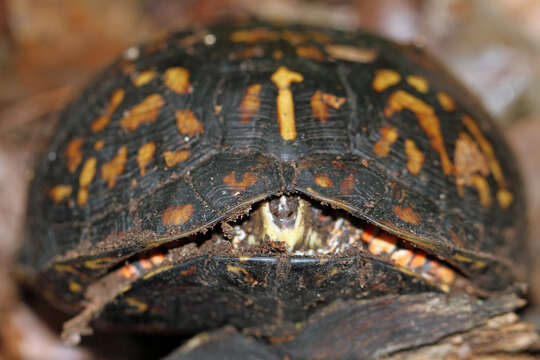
19, 22, 526, 334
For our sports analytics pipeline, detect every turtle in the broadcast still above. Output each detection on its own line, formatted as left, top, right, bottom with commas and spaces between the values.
17, 20, 527, 356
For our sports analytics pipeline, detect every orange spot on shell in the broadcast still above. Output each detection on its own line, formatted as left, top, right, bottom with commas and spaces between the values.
137, 141, 156, 176
133, 70, 157, 87
94, 140, 105, 150
162, 204, 194, 226
296, 46, 325, 61
271, 66, 304, 141
373, 126, 398, 157
240, 84, 262, 123
163, 150, 190, 167
391, 248, 414, 267
48, 185, 72, 203
340, 174, 355, 195
308, 31, 333, 44
65, 138, 83, 173
410, 253, 427, 268
164, 67, 192, 94
404, 139, 425, 175
406, 75, 429, 93
433, 263, 456, 285
369, 232, 397, 255
392, 205, 420, 225
311, 90, 346, 123
139, 259, 152, 269
462, 115, 511, 208
281, 30, 309, 45
372, 69, 401, 92
314, 173, 334, 188
120, 94, 165, 131
272, 50, 283, 60
77, 188, 88, 206
121, 265, 139, 280
223, 171, 258, 192
176, 109, 204, 136
150, 254, 165, 265
454, 131, 489, 196
101, 146, 128, 189
325, 45, 377, 63
91, 89, 125, 132
437, 92, 456, 111
385, 90, 453, 175
361, 224, 379, 243
230, 28, 279, 43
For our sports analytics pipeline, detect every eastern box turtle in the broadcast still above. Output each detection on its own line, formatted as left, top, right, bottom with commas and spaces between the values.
17, 21, 527, 352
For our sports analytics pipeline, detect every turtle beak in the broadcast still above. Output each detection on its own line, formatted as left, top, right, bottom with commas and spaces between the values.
260, 196, 307, 251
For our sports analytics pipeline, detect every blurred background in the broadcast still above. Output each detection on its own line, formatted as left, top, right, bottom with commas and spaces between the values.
0, 0, 539, 359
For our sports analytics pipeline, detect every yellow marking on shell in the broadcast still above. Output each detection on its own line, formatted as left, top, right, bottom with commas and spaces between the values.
137, 141, 156, 176
308, 31, 333, 44
120, 94, 165, 131
79, 157, 97, 187
271, 67, 304, 141
78, 157, 97, 206
223, 171, 257, 192
437, 92, 456, 111
385, 90, 453, 175
240, 84, 262, 123
66, 138, 83, 173
281, 30, 309, 45
163, 150, 190, 167
497, 189, 514, 209
131, 179, 137, 188
404, 139, 425, 175
373, 126, 398, 157
133, 70, 157, 87
325, 45, 377, 63
119, 285, 132, 294
48, 185, 72, 203
162, 204, 194, 226
54, 264, 79, 275
310, 90, 346, 123
94, 140, 104, 150
314, 174, 334, 188
230, 28, 280, 43
372, 70, 401, 92
143, 265, 174, 280
175, 109, 204, 136
392, 205, 421, 225
68, 185, 85, 211
462, 115, 512, 208
296, 46, 325, 61
91, 89, 125, 132
164, 67, 192, 94
455, 132, 489, 187
84, 257, 116, 269
406, 75, 429, 93
101, 145, 128, 189
69, 281, 82, 293
340, 174, 355, 195
471, 174, 492, 207
125, 298, 148, 313
226, 264, 258, 285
